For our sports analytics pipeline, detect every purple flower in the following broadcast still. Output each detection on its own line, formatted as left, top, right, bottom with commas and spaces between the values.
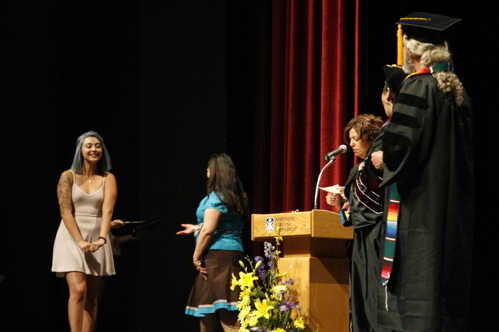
279, 298, 299, 311
263, 242, 275, 260
267, 260, 275, 271
254, 256, 268, 278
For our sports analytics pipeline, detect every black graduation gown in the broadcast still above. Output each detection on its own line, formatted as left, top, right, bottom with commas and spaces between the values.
378, 72, 473, 331
344, 129, 389, 332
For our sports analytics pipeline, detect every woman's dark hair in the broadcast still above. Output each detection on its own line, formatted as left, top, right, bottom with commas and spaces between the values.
70, 130, 112, 175
207, 153, 250, 220
343, 114, 384, 145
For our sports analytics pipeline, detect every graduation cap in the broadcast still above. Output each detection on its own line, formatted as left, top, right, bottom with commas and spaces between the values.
383, 65, 407, 96
395, 12, 461, 65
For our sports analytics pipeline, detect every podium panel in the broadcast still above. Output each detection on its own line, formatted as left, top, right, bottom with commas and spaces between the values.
279, 257, 350, 331
252, 209, 353, 241
251, 210, 353, 332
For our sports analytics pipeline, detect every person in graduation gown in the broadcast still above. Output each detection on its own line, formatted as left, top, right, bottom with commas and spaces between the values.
373, 12, 474, 331
327, 65, 406, 332
326, 113, 385, 331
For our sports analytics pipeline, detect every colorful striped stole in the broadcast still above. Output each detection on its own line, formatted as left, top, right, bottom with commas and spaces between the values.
381, 183, 400, 286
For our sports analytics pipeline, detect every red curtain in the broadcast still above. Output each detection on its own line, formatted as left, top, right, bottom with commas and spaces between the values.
253, 0, 361, 214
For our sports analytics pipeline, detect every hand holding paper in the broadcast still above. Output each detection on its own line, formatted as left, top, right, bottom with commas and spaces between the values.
319, 185, 345, 198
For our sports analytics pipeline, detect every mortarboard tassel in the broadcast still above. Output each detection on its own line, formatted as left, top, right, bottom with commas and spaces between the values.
397, 24, 404, 66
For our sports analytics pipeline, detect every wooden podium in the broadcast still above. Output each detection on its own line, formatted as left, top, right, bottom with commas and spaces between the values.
252, 210, 353, 332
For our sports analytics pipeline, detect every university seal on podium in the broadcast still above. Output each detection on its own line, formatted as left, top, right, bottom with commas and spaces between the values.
265, 217, 275, 233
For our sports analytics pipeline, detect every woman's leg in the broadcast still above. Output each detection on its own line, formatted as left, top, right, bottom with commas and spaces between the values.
200, 313, 219, 332
93, 276, 107, 332
66, 272, 87, 332
83, 275, 105, 332
218, 309, 239, 332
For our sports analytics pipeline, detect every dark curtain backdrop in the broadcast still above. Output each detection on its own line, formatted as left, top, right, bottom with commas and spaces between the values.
253, 0, 359, 215
0, 1, 494, 331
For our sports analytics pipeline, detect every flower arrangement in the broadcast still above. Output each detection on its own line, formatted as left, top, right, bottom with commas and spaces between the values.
231, 235, 309, 332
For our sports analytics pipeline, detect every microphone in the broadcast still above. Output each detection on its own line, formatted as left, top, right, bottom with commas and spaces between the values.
313, 144, 347, 209
324, 144, 347, 161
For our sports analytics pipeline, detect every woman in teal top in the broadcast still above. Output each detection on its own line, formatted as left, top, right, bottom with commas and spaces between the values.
177, 153, 250, 332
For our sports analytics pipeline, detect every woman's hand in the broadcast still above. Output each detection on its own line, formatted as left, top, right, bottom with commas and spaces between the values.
77, 240, 93, 253
326, 192, 343, 212
110, 219, 125, 230
84, 238, 106, 252
176, 224, 197, 235
194, 260, 208, 281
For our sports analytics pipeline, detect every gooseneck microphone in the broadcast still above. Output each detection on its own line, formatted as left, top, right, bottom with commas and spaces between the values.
314, 144, 348, 209
324, 144, 347, 161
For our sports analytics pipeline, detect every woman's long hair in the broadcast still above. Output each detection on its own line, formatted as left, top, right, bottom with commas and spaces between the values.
206, 153, 250, 220
70, 130, 112, 175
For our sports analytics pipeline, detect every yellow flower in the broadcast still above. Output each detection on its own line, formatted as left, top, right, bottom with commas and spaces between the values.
246, 314, 259, 327
271, 284, 288, 296
238, 271, 258, 290
238, 305, 251, 319
237, 289, 251, 307
240, 317, 249, 328
293, 316, 305, 329
234, 240, 308, 331
230, 273, 238, 290
240, 288, 251, 297
253, 298, 274, 319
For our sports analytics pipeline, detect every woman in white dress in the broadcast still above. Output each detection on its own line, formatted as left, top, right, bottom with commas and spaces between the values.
52, 131, 118, 332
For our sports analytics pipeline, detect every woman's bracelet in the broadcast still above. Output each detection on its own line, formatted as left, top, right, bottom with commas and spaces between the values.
194, 260, 202, 267
98, 236, 107, 244
193, 225, 202, 237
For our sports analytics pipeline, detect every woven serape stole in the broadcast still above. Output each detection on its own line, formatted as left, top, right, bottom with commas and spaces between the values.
381, 184, 400, 286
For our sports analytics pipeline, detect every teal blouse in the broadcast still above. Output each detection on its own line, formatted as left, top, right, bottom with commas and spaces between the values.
195, 191, 244, 252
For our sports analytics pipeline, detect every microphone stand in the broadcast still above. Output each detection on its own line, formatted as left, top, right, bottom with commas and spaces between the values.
313, 156, 337, 210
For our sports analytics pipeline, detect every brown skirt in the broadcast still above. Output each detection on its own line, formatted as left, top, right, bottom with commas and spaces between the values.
185, 250, 243, 317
